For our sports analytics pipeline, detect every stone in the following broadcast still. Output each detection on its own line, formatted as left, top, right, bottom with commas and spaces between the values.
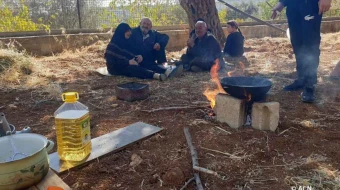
300, 120, 318, 128
215, 94, 245, 129
129, 154, 143, 168
8, 104, 17, 109
190, 119, 209, 126
162, 167, 184, 185
111, 104, 119, 108
251, 102, 280, 132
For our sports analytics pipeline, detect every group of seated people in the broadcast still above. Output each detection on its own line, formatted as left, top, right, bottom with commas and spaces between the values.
104, 17, 245, 81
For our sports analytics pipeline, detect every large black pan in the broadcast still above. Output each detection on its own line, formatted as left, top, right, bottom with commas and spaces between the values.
220, 77, 272, 102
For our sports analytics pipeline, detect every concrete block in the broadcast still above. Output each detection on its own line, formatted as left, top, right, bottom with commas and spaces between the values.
251, 102, 280, 132
215, 94, 245, 129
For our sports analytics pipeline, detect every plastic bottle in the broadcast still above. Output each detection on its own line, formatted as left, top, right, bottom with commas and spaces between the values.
54, 92, 92, 161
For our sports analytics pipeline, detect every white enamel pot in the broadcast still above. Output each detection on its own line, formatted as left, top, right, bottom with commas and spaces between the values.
0, 133, 54, 190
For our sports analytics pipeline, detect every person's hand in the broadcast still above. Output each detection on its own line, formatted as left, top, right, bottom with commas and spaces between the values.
187, 38, 195, 48
135, 55, 143, 63
129, 59, 138, 65
153, 43, 161, 51
271, 2, 285, 20
319, 0, 332, 15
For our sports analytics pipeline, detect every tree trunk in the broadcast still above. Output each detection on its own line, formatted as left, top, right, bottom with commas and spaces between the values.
179, 0, 225, 46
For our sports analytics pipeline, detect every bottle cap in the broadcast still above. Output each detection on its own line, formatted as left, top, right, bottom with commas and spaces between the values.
62, 92, 79, 103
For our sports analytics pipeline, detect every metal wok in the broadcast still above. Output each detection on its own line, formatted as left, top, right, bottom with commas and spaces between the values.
220, 77, 272, 102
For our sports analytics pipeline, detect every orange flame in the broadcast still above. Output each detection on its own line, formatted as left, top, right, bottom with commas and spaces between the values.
203, 59, 226, 108
204, 61, 248, 108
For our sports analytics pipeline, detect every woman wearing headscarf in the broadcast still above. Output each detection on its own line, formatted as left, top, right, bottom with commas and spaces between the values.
105, 23, 167, 80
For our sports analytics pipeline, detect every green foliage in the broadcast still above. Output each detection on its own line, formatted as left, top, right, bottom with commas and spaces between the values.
226, 1, 259, 21
323, 9, 340, 17
257, 0, 286, 20
0, 0, 50, 32
218, 8, 228, 23
1, 0, 339, 32
101, 0, 187, 28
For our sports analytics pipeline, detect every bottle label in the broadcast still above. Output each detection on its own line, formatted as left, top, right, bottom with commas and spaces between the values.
80, 117, 91, 146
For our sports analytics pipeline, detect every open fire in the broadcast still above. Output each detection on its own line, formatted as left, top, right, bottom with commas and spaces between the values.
203, 60, 256, 126
205, 60, 276, 129
203, 60, 246, 109
203, 59, 225, 108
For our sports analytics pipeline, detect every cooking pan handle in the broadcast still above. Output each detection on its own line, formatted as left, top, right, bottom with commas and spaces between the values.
46, 140, 55, 153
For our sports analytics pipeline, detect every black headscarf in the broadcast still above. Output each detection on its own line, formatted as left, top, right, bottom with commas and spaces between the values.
105, 23, 135, 63
109, 23, 132, 49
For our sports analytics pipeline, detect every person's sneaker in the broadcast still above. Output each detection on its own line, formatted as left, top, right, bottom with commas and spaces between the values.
190, 65, 204, 72
175, 61, 190, 71
159, 74, 167, 81
153, 73, 167, 81
301, 87, 315, 103
166, 64, 183, 78
283, 80, 305, 91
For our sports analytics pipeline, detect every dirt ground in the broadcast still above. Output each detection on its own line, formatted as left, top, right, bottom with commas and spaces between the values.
1, 32, 340, 190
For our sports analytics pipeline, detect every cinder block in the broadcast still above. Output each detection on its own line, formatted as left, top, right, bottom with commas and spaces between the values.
251, 102, 280, 132
215, 94, 245, 129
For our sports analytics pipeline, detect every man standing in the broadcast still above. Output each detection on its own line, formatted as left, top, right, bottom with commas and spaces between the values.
180, 21, 222, 72
272, 0, 332, 103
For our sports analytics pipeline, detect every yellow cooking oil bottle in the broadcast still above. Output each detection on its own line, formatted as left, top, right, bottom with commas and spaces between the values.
54, 92, 92, 161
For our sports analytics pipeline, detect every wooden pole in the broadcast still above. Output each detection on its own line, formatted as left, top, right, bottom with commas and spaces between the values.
217, 0, 286, 33
76, 0, 82, 29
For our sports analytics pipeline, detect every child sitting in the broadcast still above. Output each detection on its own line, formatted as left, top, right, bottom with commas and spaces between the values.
223, 20, 244, 57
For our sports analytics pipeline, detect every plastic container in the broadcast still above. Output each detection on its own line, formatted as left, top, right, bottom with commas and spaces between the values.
54, 92, 92, 161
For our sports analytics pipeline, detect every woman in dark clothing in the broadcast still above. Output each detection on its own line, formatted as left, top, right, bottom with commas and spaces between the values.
105, 23, 167, 81
223, 20, 245, 57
